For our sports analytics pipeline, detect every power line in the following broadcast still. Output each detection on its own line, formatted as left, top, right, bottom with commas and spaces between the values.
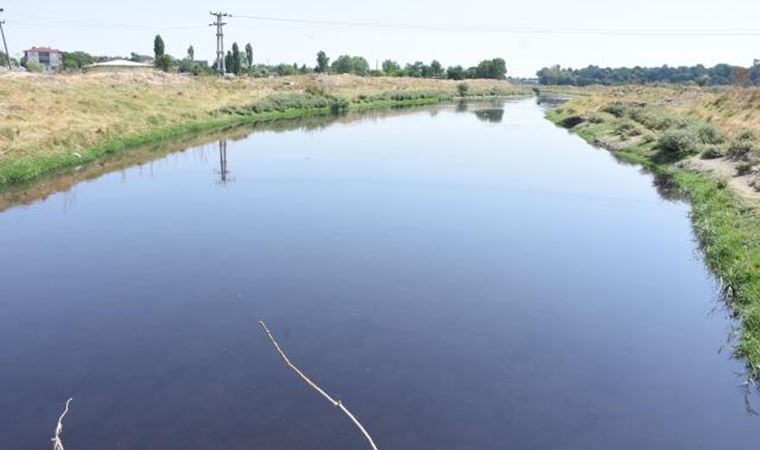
233, 14, 760, 37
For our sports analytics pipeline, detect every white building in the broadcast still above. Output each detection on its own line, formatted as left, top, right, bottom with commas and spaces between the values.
23, 47, 62, 71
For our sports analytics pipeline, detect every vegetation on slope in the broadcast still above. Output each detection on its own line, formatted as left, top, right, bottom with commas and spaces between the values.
0, 72, 529, 185
547, 88, 760, 376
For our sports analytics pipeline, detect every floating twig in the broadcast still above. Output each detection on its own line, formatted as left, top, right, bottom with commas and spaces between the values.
51, 397, 73, 450
258, 321, 379, 450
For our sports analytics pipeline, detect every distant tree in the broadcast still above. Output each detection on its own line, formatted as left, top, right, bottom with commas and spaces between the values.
155, 54, 173, 72
231, 42, 242, 75
224, 51, 233, 74
24, 60, 43, 73
129, 52, 141, 63
382, 59, 401, 76
430, 60, 444, 78
447, 65, 465, 80
61, 51, 95, 71
187, 45, 194, 60
535, 63, 760, 86
332, 55, 355, 74
404, 61, 425, 78
316, 51, 330, 73
276, 63, 298, 76
245, 43, 253, 68
154, 35, 165, 59
734, 67, 752, 88
475, 58, 507, 79
350, 56, 369, 75
0, 51, 11, 67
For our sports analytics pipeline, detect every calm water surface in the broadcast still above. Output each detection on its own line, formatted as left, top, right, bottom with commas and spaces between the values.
1, 99, 759, 449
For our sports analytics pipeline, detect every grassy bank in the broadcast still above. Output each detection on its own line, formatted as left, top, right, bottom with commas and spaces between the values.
547, 89, 760, 376
0, 72, 528, 185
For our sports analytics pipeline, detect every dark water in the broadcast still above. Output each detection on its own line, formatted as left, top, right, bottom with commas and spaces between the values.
1, 99, 759, 450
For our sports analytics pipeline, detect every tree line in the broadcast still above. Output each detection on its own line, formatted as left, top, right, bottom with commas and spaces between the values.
536, 62, 760, 86
21, 34, 508, 80
315, 52, 507, 80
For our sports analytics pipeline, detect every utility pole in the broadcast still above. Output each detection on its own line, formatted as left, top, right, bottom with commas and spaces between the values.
0, 8, 11, 71
209, 11, 230, 75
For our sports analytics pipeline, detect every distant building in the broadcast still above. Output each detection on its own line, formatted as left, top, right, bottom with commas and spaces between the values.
83, 59, 155, 73
23, 47, 62, 71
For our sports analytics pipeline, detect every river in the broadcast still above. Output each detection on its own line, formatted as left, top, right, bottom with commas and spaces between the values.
1, 98, 758, 449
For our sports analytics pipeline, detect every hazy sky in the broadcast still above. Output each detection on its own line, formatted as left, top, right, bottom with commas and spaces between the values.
3, 0, 760, 77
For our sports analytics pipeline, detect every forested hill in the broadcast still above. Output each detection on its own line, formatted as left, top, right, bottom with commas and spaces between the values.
536, 62, 760, 86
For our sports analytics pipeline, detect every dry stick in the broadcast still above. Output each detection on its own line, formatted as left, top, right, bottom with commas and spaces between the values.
51, 397, 73, 450
258, 321, 379, 450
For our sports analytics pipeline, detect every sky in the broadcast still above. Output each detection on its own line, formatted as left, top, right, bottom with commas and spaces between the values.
2, 0, 760, 77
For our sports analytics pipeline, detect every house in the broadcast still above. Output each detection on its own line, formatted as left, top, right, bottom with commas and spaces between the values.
23, 47, 62, 71
83, 59, 155, 73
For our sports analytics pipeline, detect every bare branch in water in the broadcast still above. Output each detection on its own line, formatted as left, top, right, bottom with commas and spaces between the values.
258, 321, 379, 450
51, 397, 73, 450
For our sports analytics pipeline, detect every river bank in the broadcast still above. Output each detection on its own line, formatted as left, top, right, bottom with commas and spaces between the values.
546, 87, 760, 377
0, 72, 529, 185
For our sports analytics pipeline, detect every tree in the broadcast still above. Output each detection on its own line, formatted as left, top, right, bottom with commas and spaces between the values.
245, 43, 253, 69
224, 51, 233, 74
404, 62, 425, 78
382, 59, 401, 76
332, 55, 354, 74
231, 42, 242, 75
61, 51, 95, 71
447, 65, 465, 80
350, 56, 369, 75
430, 60, 444, 78
316, 51, 330, 73
734, 67, 752, 88
0, 52, 11, 67
154, 35, 165, 59
187, 45, 194, 60
129, 52, 141, 63
155, 54, 172, 72
475, 58, 507, 79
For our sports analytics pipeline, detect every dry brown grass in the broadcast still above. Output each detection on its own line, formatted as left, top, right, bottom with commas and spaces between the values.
556, 84, 760, 137
0, 72, 523, 167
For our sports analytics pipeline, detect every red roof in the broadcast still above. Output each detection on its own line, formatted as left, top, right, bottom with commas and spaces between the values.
24, 47, 61, 53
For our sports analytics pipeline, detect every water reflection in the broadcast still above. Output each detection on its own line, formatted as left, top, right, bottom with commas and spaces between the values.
473, 108, 505, 124
217, 139, 231, 185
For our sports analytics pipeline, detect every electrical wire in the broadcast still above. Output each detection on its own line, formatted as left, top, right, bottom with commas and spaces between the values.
233, 14, 760, 37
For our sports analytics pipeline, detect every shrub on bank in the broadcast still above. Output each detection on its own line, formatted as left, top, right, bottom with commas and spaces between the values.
696, 124, 724, 145
727, 139, 757, 160
560, 115, 585, 128
614, 121, 642, 138
631, 108, 682, 131
736, 162, 756, 176
658, 128, 700, 156
602, 103, 629, 118
701, 145, 724, 159
457, 83, 470, 97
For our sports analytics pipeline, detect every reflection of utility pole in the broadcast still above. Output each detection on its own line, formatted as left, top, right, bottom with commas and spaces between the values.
0, 8, 12, 70
218, 139, 230, 184
209, 11, 230, 75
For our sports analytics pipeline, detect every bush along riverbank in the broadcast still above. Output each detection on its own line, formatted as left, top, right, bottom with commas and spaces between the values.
0, 84, 525, 186
547, 100, 760, 378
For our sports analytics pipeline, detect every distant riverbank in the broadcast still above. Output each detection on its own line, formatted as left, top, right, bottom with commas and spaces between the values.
546, 85, 760, 377
0, 72, 529, 185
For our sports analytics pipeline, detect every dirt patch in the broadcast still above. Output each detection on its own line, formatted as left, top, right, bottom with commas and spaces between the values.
684, 156, 760, 199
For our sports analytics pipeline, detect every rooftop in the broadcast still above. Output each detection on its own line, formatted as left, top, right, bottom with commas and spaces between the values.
24, 47, 61, 53
84, 59, 154, 68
